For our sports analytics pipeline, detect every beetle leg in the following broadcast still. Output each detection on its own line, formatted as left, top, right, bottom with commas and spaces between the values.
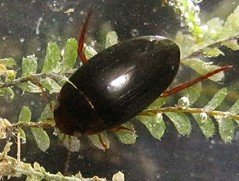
111, 126, 135, 133
98, 133, 109, 150
78, 10, 92, 64
161, 65, 233, 97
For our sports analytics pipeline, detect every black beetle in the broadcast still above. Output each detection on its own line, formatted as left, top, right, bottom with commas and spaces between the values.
54, 35, 180, 136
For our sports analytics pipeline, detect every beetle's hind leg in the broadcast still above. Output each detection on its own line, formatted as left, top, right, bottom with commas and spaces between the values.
161, 65, 233, 97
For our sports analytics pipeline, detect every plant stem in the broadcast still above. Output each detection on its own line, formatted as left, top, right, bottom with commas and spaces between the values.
141, 106, 239, 121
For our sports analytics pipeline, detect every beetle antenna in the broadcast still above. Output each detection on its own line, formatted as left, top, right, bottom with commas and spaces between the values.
161, 65, 233, 97
78, 10, 93, 64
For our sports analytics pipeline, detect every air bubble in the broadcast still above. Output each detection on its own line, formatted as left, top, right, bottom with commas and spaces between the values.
178, 96, 189, 109
21, 139, 26, 144
47, 0, 64, 12
30, 100, 35, 106
68, 17, 73, 22
194, 5, 200, 14
199, 112, 207, 122
53, 130, 58, 136
130, 29, 139, 37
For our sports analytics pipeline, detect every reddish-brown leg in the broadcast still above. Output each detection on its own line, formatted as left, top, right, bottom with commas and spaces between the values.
78, 10, 93, 64
161, 65, 233, 97
98, 133, 109, 150
111, 126, 135, 133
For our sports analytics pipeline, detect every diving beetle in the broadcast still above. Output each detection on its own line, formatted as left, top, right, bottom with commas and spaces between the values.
54, 12, 231, 137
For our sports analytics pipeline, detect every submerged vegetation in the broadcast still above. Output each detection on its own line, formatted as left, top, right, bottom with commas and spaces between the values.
0, 0, 239, 180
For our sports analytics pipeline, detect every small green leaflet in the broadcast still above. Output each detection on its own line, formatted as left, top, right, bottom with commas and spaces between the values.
138, 114, 166, 140
193, 113, 215, 138
105, 31, 118, 48
18, 82, 42, 93
165, 112, 192, 136
217, 118, 235, 143
0, 58, 16, 67
63, 38, 78, 70
227, 99, 239, 125
18, 106, 31, 124
183, 82, 202, 106
40, 78, 61, 94
22, 55, 38, 77
58, 133, 81, 152
18, 106, 31, 143
42, 42, 61, 73
223, 40, 239, 51
148, 97, 168, 109
88, 132, 110, 150
182, 58, 225, 82
114, 122, 137, 144
38, 104, 54, 124
31, 127, 50, 152
204, 88, 227, 111
203, 48, 224, 58
206, 17, 223, 39
84, 45, 98, 60
0, 87, 14, 102
218, 5, 239, 39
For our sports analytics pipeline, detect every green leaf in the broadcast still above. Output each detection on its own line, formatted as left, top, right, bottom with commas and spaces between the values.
193, 113, 215, 138
5, 70, 16, 83
114, 122, 137, 144
0, 58, 16, 67
63, 38, 78, 70
40, 78, 61, 93
42, 42, 61, 73
148, 97, 168, 109
182, 58, 225, 81
227, 99, 239, 125
138, 114, 166, 140
22, 55, 38, 77
18, 82, 42, 93
0, 87, 14, 102
216, 118, 235, 143
223, 40, 239, 51
203, 48, 224, 57
175, 32, 196, 58
206, 17, 223, 39
31, 128, 50, 152
204, 88, 227, 111
183, 82, 202, 106
218, 5, 239, 39
58, 134, 81, 152
165, 112, 191, 136
105, 31, 118, 48
18, 106, 31, 123
228, 99, 239, 114
88, 132, 110, 150
38, 104, 54, 124
84, 45, 98, 60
